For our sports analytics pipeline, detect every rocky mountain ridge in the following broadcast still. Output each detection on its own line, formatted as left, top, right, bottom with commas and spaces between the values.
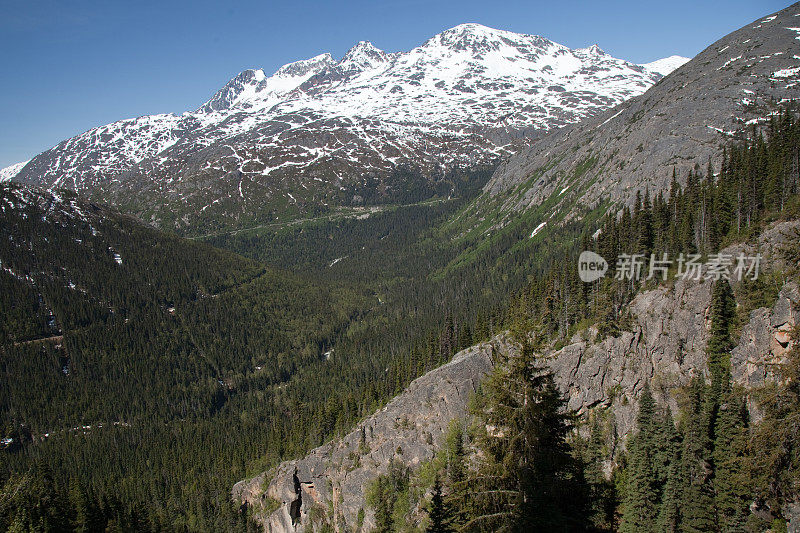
4, 24, 678, 232
474, 3, 800, 232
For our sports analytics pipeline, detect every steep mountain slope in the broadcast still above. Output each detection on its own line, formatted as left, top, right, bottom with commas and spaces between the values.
236, 214, 800, 532
7, 24, 672, 233
228, 7, 800, 530
0, 183, 369, 427
470, 3, 800, 232
234, 341, 496, 532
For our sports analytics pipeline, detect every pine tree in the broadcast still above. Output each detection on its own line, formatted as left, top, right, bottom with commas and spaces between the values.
713, 391, 751, 531
460, 340, 588, 531
68, 476, 101, 532
707, 280, 736, 401
583, 414, 616, 531
442, 420, 468, 531
427, 475, 452, 533
656, 445, 685, 533
678, 379, 718, 533
371, 476, 393, 533
637, 190, 654, 256
620, 385, 659, 533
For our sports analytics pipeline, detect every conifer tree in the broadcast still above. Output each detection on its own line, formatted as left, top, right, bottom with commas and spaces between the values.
620, 385, 659, 533
427, 475, 452, 533
656, 445, 685, 533
707, 280, 736, 401
713, 391, 751, 531
637, 190, 654, 256
678, 379, 718, 533
582, 414, 616, 531
460, 340, 588, 531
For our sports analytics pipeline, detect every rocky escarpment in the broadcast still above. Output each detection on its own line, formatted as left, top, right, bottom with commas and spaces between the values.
233, 342, 495, 532
479, 3, 800, 225
236, 221, 799, 533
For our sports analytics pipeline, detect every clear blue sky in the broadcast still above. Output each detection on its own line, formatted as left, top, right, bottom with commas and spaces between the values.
0, 0, 790, 168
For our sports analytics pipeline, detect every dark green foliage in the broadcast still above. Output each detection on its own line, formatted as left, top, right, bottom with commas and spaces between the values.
597, 105, 800, 262
677, 378, 718, 533
456, 340, 589, 531
713, 392, 752, 531
365, 461, 411, 533
620, 385, 681, 533
574, 413, 618, 532
707, 280, 736, 400
655, 445, 685, 533
620, 386, 659, 533
426, 475, 452, 533
618, 280, 746, 532
0, 99, 798, 532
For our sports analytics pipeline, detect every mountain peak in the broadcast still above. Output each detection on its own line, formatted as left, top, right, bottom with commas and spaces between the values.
446, 22, 495, 33
197, 54, 334, 113
274, 53, 335, 78
583, 43, 606, 56
0, 160, 29, 183
339, 41, 389, 71
15, 19, 674, 220
430, 23, 516, 51
422, 23, 557, 57
197, 69, 266, 113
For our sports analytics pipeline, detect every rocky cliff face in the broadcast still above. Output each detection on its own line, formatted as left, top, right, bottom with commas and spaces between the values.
477, 3, 800, 227
236, 218, 799, 532
233, 342, 495, 532
548, 221, 800, 440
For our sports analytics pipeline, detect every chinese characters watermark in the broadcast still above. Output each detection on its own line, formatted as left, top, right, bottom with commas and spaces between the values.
578, 251, 761, 283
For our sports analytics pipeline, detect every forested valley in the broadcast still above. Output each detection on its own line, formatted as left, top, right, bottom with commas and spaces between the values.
1, 104, 799, 532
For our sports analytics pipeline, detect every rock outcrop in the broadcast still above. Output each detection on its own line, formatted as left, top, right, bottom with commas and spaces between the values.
236, 221, 799, 532
233, 342, 495, 531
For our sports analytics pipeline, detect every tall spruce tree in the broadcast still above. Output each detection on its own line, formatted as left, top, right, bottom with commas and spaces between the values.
620, 384, 679, 533
713, 391, 751, 531
707, 280, 736, 402
460, 340, 588, 532
427, 475, 452, 533
656, 443, 685, 533
679, 379, 718, 533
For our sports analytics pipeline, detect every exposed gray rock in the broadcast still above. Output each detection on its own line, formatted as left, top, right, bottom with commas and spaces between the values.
788, 501, 800, 533
238, 219, 799, 532
234, 341, 495, 532
481, 3, 800, 227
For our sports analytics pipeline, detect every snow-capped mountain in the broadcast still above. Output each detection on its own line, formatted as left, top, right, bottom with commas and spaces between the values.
10, 23, 677, 232
481, 4, 800, 228
0, 160, 30, 183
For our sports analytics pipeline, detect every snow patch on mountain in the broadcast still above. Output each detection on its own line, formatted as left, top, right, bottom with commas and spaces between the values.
0, 161, 29, 183
198, 53, 336, 114
640, 55, 691, 75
